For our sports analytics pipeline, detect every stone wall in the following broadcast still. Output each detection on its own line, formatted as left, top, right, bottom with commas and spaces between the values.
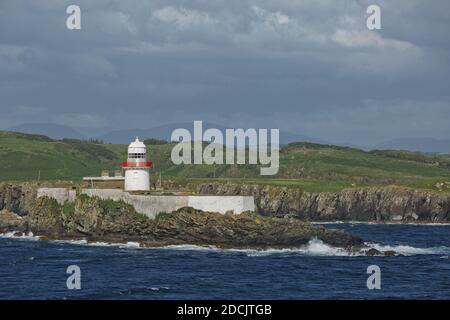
36, 188, 255, 219
37, 188, 76, 205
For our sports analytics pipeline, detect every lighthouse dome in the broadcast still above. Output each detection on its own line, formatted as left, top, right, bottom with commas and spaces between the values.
128, 137, 146, 155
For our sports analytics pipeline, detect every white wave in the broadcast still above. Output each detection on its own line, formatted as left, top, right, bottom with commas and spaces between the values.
157, 239, 356, 257
50, 239, 450, 257
162, 244, 221, 251
366, 242, 450, 256
149, 286, 169, 291
0, 231, 40, 240
155, 239, 450, 257
122, 241, 141, 248
78, 241, 142, 249
3, 230, 449, 257
53, 239, 88, 245
233, 239, 352, 257
87, 241, 114, 247
50, 239, 142, 249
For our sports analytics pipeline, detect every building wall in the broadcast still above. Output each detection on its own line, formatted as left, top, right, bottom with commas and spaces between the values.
187, 196, 254, 214
37, 188, 255, 219
37, 188, 76, 205
82, 180, 124, 189
124, 169, 150, 191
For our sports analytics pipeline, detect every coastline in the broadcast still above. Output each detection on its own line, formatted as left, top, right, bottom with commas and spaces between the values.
0, 230, 396, 257
0, 193, 400, 256
194, 182, 450, 223
2, 182, 450, 224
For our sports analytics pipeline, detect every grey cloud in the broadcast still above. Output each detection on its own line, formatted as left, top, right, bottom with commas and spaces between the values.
0, 0, 448, 145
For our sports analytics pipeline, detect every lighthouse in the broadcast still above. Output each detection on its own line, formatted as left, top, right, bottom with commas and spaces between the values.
122, 137, 152, 191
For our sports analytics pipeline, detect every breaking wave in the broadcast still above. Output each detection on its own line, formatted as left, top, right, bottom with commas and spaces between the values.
365, 242, 450, 256
158, 239, 372, 257
151, 240, 353, 256
53, 239, 142, 249
2, 231, 450, 257
0, 231, 39, 240
235, 239, 353, 257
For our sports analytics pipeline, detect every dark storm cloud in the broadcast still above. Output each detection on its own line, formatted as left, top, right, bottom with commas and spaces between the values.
0, 0, 449, 144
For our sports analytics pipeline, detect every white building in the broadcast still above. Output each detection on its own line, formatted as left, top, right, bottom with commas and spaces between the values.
122, 137, 152, 191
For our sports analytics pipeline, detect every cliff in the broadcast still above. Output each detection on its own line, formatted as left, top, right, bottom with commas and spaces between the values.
1, 182, 450, 223
195, 183, 450, 222
0, 183, 37, 216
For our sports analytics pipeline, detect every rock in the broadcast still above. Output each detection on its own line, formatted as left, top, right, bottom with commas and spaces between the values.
384, 250, 397, 257
0, 183, 37, 216
365, 248, 382, 256
147, 207, 364, 249
26, 197, 64, 235
0, 209, 25, 232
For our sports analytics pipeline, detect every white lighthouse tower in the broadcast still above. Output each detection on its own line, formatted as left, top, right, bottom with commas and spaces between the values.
122, 137, 152, 191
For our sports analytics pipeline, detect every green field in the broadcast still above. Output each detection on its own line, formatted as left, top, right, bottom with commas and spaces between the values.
1, 131, 450, 192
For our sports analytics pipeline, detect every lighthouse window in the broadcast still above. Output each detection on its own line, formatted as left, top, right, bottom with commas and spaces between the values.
129, 153, 145, 159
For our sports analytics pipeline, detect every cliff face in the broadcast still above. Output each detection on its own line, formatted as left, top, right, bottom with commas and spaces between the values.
0, 183, 37, 216
1, 182, 450, 223
195, 183, 450, 222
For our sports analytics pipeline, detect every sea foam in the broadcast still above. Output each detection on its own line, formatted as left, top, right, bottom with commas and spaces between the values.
0, 231, 39, 240
2, 231, 449, 257
366, 242, 450, 256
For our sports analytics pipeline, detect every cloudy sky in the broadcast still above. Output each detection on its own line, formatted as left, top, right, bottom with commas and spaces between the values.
0, 0, 449, 145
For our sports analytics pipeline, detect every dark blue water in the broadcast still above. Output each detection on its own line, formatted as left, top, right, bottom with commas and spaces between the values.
1, 223, 449, 299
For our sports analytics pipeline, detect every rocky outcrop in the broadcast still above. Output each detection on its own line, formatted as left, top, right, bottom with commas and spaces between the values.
0, 194, 374, 253
0, 209, 26, 232
195, 183, 450, 222
144, 207, 362, 249
0, 183, 37, 216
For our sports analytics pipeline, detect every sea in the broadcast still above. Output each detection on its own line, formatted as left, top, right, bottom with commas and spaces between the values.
0, 223, 449, 300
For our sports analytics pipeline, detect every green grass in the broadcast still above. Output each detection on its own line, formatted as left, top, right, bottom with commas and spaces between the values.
0, 131, 122, 180
1, 131, 450, 192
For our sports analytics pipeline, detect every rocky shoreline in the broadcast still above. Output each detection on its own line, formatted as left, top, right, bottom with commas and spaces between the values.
3, 181, 450, 254
0, 194, 364, 250
0, 185, 396, 255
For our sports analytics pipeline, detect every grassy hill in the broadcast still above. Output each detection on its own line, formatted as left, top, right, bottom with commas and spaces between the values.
1, 131, 450, 192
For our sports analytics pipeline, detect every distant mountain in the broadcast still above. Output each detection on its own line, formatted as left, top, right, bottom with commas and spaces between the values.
374, 138, 450, 154
97, 122, 326, 145
97, 123, 196, 144
7, 123, 85, 140
6, 121, 327, 146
